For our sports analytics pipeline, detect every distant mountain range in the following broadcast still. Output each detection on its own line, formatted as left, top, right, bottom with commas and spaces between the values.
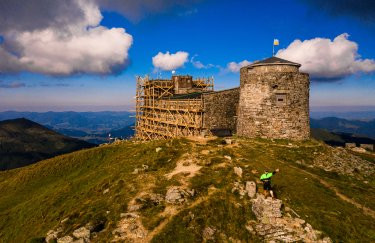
0, 118, 95, 170
0, 111, 374, 145
310, 117, 375, 139
0, 111, 135, 144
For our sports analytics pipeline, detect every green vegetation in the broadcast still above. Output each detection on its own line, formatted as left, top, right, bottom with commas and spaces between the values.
0, 137, 374, 242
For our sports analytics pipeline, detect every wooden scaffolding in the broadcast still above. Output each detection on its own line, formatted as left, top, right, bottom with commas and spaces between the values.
135, 75, 214, 140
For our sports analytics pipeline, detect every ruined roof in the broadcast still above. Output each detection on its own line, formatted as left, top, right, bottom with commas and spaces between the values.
249, 56, 301, 67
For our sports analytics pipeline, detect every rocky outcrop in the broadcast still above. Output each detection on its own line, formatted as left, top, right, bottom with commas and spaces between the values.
112, 212, 148, 241
248, 194, 332, 242
165, 187, 195, 204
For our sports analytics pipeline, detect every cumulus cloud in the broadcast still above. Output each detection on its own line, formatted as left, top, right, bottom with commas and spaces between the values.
152, 51, 189, 71
276, 33, 375, 80
0, 0, 133, 75
300, 0, 375, 23
0, 81, 26, 88
225, 60, 251, 73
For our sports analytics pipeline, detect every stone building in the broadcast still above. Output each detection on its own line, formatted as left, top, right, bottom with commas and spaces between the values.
135, 57, 310, 140
237, 57, 310, 140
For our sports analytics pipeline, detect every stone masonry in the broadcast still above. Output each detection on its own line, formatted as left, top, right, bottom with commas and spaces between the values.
203, 88, 240, 134
236, 57, 310, 140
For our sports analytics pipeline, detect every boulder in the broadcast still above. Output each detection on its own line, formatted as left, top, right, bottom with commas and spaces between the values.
72, 227, 90, 240
233, 167, 242, 177
245, 181, 257, 198
165, 187, 183, 203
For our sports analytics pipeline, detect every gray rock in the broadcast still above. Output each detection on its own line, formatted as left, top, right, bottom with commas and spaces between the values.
202, 227, 216, 240
245, 181, 257, 198
165, 187, 183, 203
57, 236, 74, 243
72, 227, 90, 240
156, 147, 162, 152
233, 167, 242, 177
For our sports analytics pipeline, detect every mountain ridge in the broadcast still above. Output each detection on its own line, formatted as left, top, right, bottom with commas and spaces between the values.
0, 137, 374, 242
0, 118, 95, 170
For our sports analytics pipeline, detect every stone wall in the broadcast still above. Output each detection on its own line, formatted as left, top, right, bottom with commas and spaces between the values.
237, 65, 310, 140
203, 88, 240, 134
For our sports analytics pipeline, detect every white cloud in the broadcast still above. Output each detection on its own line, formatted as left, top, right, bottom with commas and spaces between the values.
276, 33, 375, 80
225, 60, 251, 73
0, 0, 133, 75
152, 51, 189, 71
191, 55, 215, 69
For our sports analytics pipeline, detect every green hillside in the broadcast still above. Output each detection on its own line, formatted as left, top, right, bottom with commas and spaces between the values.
0, 137, 374, 242
0, 118, 95, 170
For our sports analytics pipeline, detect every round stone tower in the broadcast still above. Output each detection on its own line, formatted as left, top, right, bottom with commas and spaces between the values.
236, 56, 310, 140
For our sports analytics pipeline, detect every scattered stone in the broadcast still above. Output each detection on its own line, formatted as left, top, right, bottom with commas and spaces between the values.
224, 155, 232, 160
73, 227, 90, 240
113, 211, 147, 241
203, 226, 216, 240
313, 147, 374, 177
57, 236, 74, 243
245, 181, 257, 198
224, 138, 233, 145
251, 169, 258, 174
103, 188, 109, 194
156, 147, 162, 152
233, 167, 243, 177
165, 187, 193, 204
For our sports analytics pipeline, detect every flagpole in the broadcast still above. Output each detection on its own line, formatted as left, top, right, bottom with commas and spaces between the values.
272, 42, 275, 56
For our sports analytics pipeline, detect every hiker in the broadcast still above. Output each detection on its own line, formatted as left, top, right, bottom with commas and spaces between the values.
260, 168, 280, 198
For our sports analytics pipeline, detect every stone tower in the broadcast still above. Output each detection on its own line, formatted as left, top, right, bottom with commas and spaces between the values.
236, 57, 310, 140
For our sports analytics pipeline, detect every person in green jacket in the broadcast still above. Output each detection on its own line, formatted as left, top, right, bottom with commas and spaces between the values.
260, 168, 279, 198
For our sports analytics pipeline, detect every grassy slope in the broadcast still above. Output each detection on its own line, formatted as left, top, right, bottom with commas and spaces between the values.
0, 118, 95, 170
0, 138, 374, 242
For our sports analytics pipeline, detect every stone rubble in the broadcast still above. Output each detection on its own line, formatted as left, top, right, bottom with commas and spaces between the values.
165, 187, 195, 204
112, 212, 148, 241
312, 147, 374, 177
249, 193, 332, 243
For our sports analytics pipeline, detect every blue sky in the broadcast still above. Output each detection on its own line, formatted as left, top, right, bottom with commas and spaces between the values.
0, 0, 374, 111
